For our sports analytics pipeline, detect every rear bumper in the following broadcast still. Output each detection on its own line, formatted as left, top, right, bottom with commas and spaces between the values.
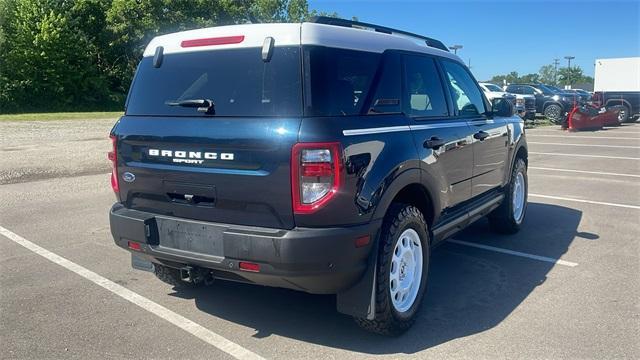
109, 204, 380, 294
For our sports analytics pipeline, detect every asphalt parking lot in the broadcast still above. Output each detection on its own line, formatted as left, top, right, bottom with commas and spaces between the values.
1, 119, 639, 359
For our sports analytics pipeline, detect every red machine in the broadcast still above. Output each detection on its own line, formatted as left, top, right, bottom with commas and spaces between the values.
564, 104, 621, 131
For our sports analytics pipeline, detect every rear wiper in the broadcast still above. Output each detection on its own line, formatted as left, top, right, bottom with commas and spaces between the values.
166, 99, 215, 115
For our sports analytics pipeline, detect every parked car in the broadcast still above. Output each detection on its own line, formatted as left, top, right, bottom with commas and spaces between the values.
480, 82, 535, 120
108, 17, 528, 336
593, 57, 640, 122
564, 88, 592, 102
546, 85, 589, 103
505, 83, 574, 123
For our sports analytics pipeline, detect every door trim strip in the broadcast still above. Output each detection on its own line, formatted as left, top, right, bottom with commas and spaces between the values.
342, 122, 468, 136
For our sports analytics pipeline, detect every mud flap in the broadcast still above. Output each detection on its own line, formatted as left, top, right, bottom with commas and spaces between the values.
336, 233, 380, 320
131, 253, 155, 272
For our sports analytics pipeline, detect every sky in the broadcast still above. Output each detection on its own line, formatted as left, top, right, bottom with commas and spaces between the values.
308, 0, 640, 81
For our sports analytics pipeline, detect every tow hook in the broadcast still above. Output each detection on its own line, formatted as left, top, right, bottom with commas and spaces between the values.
179, 266, 213, 285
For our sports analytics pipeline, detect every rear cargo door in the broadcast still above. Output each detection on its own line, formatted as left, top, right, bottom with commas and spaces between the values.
113, 36, 302, 229
115, 116, 299, 229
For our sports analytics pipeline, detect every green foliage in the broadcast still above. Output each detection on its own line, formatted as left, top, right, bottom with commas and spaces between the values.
0, 0, 325, 113
538, 64, 557, 85
489, 63, 593, 88
557, 66, 593, 86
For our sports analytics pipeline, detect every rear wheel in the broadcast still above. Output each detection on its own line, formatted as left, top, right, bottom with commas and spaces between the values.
544, 104, 563, 124
355, 204, 430, 336
616, 105, 631, 123
489, 158, 528, 234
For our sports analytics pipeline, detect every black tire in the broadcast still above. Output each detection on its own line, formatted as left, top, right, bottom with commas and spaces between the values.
354, 204, 430, 336
543, 104, 563, 124
154, 264, 201, 288
617, 105, 631, 123
489, 158, 528, 234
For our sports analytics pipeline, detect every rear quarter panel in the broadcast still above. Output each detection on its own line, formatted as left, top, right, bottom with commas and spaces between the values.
296, 114, 423, 227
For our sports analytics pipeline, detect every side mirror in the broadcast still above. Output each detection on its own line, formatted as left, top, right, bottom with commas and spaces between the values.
491, 97, 514, 117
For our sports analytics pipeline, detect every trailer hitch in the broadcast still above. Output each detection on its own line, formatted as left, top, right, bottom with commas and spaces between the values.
179, 266, 213, 285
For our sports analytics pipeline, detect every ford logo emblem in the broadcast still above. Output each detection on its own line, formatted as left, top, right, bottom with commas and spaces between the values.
122, 172, 136, 183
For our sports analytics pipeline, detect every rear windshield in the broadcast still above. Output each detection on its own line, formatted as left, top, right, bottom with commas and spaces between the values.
484, 84, 502, 92
126, 46, 302, 117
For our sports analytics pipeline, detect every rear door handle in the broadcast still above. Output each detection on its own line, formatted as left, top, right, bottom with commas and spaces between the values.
474, 131, 489, 141
423, 136, 445, 149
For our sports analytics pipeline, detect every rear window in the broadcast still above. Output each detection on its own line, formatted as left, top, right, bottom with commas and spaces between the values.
303, 46, 381, 117
126, 46, 302, 117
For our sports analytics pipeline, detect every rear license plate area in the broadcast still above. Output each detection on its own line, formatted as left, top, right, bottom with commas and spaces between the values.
156, 218, 224, 257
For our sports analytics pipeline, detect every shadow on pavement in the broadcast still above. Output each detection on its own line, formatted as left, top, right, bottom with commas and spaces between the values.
171, 202, 586, 354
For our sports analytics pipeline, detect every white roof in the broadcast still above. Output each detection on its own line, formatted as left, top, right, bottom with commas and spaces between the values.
143, 22, 462, 63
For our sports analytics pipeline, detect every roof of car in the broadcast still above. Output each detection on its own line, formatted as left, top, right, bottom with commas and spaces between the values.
143, 20, 462, 64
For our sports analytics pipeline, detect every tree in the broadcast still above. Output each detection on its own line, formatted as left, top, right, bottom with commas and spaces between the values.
558, 66, 593, 87
519, 73, 540, 83
538, 64, 556, 85
0, 0, 110, 112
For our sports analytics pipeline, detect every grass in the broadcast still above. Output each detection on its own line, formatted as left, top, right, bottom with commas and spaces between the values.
524, 116, 555, 129
0, 111, 123, 121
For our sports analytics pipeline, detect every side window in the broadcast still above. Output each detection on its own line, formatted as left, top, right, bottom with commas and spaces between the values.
509, 86, 522, 94
523, 86, 535, 95
441, 60, 486, 116
368, 52, 402, 114
403, 55, 448, 118
304, 46, 381, 116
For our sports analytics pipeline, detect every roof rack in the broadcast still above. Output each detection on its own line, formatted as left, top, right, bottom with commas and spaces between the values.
310, 16, 449, 52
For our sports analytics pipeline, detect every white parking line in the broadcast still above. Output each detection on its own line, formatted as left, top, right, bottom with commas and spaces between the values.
0, 225, 265, 360
529, 152, 640, 160
528, 134, 640, 140
529, 142, 640, 149
529, 194, 640, 210
448, 239, 578, 267
529, 166, 640, 178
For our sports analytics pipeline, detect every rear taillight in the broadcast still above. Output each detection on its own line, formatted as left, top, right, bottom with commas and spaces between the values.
108, 135, 119, 193
291, 142, 342, 214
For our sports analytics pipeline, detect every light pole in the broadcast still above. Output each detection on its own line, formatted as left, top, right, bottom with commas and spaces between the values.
553, 58, 560, 85
449, 44, 463, 54
564, 55, 575, 87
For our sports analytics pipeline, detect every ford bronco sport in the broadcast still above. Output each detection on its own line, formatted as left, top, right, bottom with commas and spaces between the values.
109, 17, 528, 335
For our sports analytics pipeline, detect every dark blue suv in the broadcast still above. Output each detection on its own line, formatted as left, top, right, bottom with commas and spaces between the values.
109, 17, 528, 335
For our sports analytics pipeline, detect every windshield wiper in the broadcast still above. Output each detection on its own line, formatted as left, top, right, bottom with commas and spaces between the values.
166, 99, 215, 115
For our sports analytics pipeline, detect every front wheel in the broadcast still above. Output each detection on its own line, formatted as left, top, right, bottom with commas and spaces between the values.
355, 204, 430, 336
544, 104, 564, 124
489, 158, 528, 234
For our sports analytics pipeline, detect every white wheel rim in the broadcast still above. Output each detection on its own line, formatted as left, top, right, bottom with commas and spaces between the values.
618, 109, 626, 122
389, 228, 423, 313
512, 172, 526, 222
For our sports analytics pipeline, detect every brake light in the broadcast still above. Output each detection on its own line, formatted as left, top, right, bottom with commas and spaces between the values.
181, 35, 244, 48
291, 142, 342, 214
239, 262, 260, 272
108, 135, 119, 193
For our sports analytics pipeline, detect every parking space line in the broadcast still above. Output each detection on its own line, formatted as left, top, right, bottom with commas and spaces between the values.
529, 142, 640, 149
0, 225, 265, 360
529, 194, 640, 210
528, 135, 640, 140
448, 239, 578, 267
529, 166, 640, 178
529, 152, 640, 160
